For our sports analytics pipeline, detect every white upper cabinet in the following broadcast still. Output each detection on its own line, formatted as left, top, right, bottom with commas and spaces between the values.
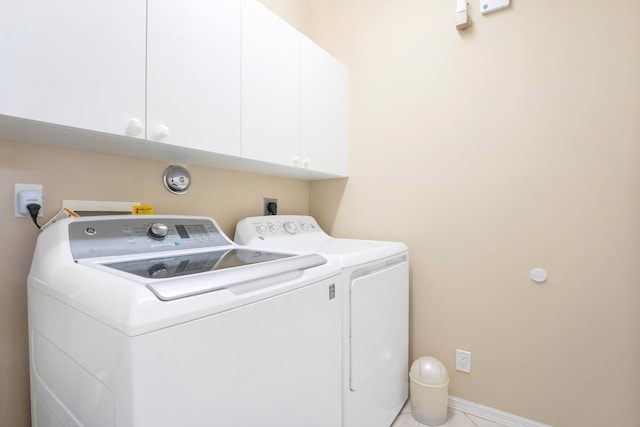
147, 0, 241, 155
242, 0, 348, 177
0, 0, 146, 137
241, 0, 301, 167
0, 0, 347, 179
300, 36, 349, 177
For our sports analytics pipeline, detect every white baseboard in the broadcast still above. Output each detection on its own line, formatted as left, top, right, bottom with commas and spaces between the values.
448, 396, 552, 427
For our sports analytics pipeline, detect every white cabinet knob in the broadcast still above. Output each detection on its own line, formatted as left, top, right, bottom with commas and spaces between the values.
126, 118, 143, 137
154, 124, 170, 140
303, 158, 310, 168
292, 156, 300, 166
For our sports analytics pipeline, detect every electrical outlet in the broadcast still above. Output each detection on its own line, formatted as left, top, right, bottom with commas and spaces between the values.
456, 349, 471, 373
14, 183, 44, 217
263, 197, 278, 215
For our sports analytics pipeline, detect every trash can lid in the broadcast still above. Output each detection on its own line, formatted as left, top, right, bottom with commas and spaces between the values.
410, 356, 449, 386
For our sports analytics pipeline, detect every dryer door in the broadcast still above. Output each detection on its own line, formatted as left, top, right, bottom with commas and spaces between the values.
349, 256, 409, 390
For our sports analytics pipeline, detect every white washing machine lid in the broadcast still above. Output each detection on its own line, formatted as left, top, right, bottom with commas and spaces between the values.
84, 249, 327, 301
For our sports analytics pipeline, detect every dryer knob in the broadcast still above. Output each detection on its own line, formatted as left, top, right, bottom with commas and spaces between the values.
284, 222, 298, 234
148, 223, 169, 240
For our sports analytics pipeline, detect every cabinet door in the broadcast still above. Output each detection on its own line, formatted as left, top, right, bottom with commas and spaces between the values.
301, 36, 349, 176
0, 0, 146, 137
147, 0, 241, 155
241, 0, 300, 167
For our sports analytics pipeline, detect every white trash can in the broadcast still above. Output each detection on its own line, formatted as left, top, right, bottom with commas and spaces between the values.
409, 356, 449, 426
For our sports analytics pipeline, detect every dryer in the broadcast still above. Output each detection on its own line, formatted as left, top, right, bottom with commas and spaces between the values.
235, 215, 409, 427
28, 215, 343, 427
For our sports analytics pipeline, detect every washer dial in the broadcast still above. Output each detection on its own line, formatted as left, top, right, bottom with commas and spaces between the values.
148, 223, 169, 240
284, 222, 298, 234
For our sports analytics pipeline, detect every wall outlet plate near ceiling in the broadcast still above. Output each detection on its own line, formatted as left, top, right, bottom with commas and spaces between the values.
480, 0, 509, 14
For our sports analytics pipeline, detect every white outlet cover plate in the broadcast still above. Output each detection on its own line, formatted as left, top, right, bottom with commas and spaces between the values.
14, 183, 43, 217
480, 0, 509, 14
456, 349, 472, 373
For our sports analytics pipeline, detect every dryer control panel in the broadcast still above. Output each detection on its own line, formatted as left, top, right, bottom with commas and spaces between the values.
235, 215, 328, 244
68, 216, 231, 260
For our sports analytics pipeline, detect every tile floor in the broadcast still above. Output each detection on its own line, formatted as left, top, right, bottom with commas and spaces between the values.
391, 401, 507, 427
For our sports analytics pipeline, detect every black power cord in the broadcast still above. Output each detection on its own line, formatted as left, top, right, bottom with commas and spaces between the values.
266, 201, 278, 215
27, 203, 42, 229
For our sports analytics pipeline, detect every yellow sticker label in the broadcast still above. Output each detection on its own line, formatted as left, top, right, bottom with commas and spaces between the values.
132, 205, 154, 215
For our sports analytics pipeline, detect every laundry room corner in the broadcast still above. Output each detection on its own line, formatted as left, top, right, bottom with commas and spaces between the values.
2, 0, 639, 425
305, 0, 640, 426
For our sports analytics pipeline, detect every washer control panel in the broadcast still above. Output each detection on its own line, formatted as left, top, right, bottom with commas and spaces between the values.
68, 216, 231, 260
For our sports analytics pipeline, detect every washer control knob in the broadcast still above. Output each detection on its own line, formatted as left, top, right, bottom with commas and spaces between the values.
148, 223, 169, 240
284, 222, 298, 234
300, 222, 310, 231
256, 225, 267, 234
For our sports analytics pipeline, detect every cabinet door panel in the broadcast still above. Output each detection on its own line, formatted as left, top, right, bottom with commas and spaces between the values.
0, 0, 145, 136
301, 36, 348, 176
147, 0, 241, 155
241, 0, 300, 166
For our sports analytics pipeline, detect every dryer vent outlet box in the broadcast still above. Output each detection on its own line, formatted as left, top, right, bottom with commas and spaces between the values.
480, 0, 509, 14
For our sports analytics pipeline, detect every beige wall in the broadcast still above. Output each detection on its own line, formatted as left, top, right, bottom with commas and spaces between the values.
307, 0, 640, 426
258, 0, 308, 33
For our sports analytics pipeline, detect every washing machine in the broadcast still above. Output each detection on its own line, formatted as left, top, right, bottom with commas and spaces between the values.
235, 215, 409, 427
27, 215, 343, 427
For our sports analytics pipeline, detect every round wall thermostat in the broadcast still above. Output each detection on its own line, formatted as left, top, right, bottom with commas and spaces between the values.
163, 165, 191, 194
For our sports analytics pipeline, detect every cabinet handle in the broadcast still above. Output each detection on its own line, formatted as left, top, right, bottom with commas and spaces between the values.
292, 156, 300, 166
154, 124, 170, 140
303, 158, 310, 168
126, 119, 143, 137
